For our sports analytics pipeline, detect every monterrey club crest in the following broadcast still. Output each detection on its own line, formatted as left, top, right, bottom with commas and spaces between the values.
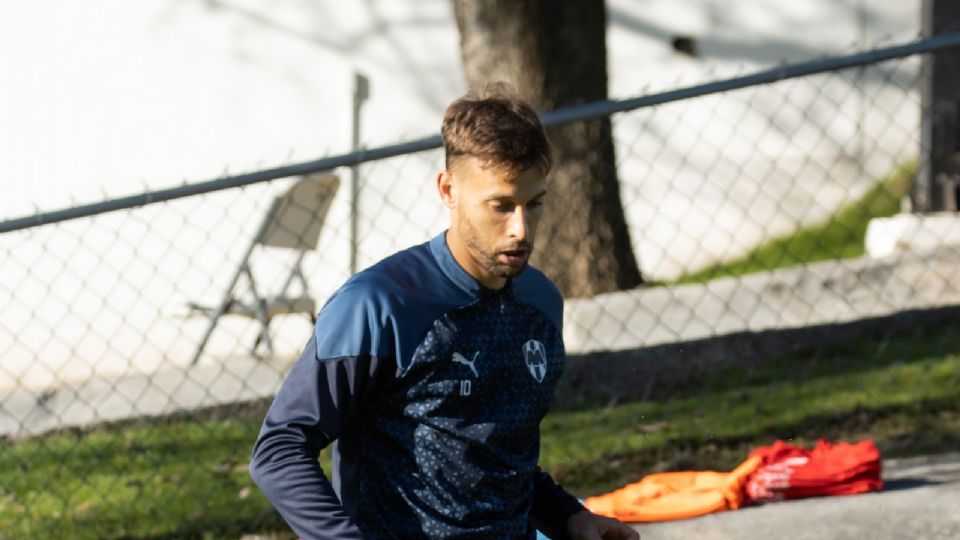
522, 340, 548, 383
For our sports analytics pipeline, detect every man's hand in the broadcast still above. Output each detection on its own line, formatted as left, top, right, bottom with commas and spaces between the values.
565, 509, 639, 540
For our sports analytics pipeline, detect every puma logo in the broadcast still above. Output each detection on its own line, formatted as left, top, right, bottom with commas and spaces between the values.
452, 351, 480, 377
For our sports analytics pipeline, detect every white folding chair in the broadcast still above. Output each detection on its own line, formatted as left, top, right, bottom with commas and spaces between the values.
188, 173, 340, 365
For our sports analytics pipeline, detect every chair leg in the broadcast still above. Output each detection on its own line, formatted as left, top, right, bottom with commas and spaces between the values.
191, 304, 227, 366
260, 323, 274, 355
191, 251, 253, 366
252, 332, 263, 357
244, 271, 274, 358
250, 299, 273, 358
251, 320, 273, 358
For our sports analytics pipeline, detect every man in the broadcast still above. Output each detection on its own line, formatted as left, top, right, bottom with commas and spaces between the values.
250, 87, 638, 540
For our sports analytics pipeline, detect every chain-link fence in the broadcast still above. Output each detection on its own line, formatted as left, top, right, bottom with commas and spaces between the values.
2, 34, 960, 538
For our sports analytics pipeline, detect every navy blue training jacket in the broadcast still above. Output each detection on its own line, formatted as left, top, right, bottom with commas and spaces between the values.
250, 231, 585, 539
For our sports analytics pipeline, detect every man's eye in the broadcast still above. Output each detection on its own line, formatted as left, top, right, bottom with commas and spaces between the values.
528, 200, 544, 209
492, 202, 514, 212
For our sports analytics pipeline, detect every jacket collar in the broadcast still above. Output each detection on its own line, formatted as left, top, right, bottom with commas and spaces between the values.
430, 230, 513, 298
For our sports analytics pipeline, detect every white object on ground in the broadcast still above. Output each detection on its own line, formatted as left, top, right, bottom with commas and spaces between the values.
865, 212, 960, 258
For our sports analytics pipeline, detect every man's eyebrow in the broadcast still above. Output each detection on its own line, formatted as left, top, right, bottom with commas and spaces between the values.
486, 190, 548, 202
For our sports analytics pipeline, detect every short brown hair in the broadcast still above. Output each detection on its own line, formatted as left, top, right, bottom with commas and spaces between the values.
441, 84, 552, 175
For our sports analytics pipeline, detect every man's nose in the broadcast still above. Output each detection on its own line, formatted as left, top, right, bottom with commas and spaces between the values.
507, 206, 528, 240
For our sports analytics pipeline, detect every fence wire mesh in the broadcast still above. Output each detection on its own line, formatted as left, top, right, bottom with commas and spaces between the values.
1, 36, 959, 538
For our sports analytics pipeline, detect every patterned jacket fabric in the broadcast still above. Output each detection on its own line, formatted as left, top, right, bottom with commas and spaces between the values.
250, 232, 584, 539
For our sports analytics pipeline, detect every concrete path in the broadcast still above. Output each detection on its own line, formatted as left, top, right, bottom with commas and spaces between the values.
631, 453, 960, 540
0, 354, 288, 437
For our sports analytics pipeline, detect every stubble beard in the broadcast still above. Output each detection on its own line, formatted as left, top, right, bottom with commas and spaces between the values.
457, 212, 532, 281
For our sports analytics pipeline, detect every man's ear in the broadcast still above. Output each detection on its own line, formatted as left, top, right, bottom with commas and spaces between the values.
437, 170, 456, 209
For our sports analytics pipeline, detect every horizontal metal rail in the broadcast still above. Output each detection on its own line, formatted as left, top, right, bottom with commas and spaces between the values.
4, 30, 960, 234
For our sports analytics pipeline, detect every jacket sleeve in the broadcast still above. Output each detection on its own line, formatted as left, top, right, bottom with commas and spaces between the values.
249, 283, 390, 540
530, 468, 587, 539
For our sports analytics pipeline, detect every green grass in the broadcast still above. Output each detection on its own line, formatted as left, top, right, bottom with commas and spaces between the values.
673, 161, 916, 284
0, 412, 291, 539
1, 316, 957, 538
541, 318, 960, 494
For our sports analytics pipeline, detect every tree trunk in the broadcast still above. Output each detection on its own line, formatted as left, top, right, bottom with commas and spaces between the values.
452, 0, 643, 298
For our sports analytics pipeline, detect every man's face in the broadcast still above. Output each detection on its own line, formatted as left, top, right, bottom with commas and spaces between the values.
439, 156, 548, 289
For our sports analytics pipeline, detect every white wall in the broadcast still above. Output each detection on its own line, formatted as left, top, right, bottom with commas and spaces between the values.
1, 0, 918, 215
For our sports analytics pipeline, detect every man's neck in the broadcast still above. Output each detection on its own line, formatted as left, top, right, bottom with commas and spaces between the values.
445, 230, 506, 290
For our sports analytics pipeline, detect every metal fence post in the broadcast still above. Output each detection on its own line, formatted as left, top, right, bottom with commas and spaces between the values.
349, 72, 370, 275
916, 0, 960, 212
